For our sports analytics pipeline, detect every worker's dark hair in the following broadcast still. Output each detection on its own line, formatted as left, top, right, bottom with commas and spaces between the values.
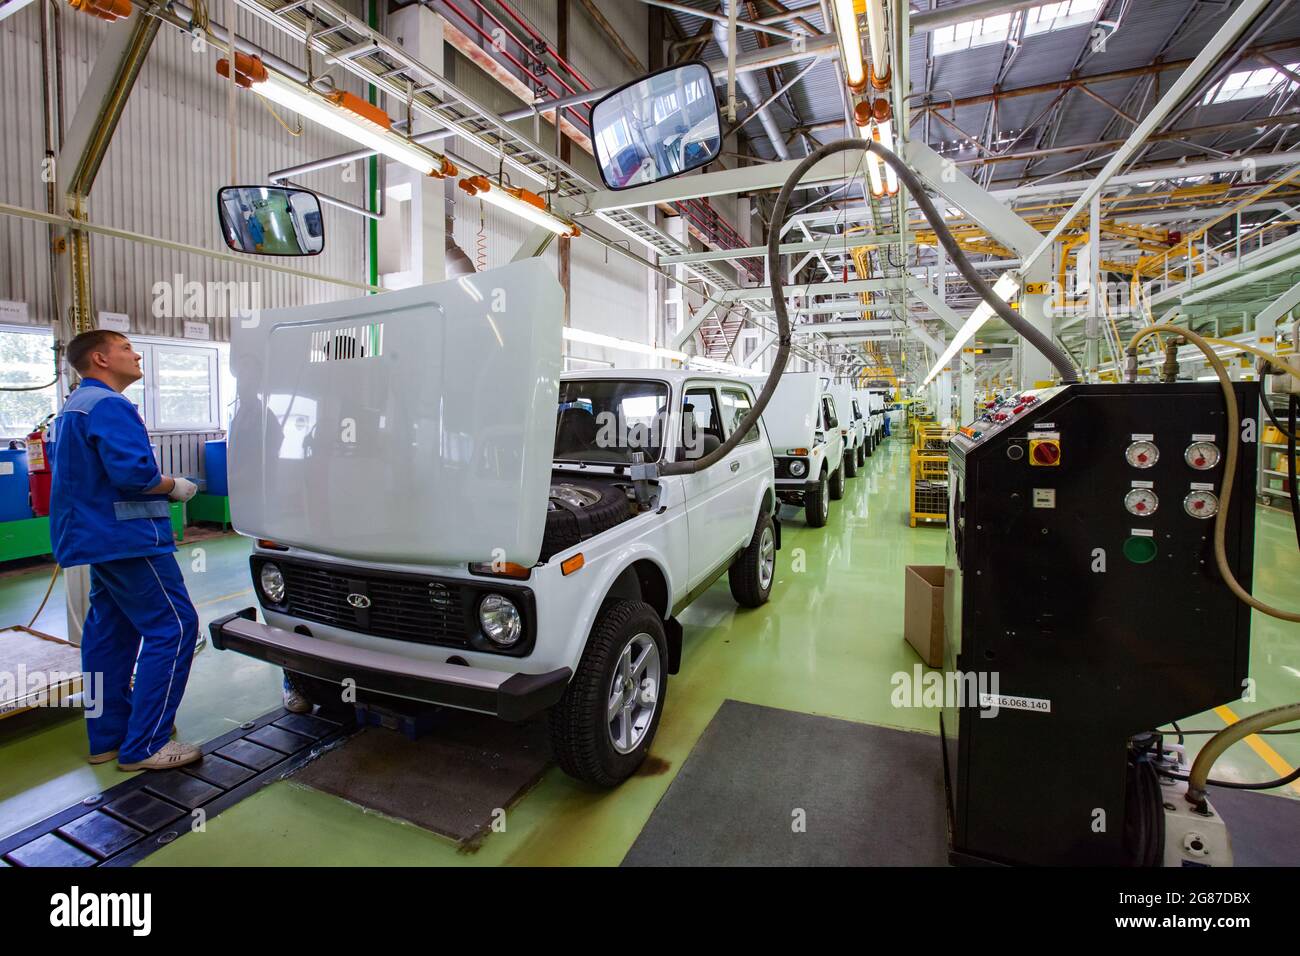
66, 329, 128, 373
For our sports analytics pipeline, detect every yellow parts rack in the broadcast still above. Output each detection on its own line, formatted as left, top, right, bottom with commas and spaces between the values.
910, 424, 954, 528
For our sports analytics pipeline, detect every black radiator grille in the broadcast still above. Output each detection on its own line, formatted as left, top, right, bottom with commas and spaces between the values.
277, 562, 470, 648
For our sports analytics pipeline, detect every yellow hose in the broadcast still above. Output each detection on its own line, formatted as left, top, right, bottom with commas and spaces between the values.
1186, 703, 1300, 806
1127, 324, 1300, 622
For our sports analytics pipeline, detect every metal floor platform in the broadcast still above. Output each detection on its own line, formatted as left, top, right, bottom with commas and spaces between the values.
0, 709, 352, 867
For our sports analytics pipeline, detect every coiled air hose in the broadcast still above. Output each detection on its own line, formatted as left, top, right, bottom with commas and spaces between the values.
658, 137, 1080, 476
1184, 703, 1300, 808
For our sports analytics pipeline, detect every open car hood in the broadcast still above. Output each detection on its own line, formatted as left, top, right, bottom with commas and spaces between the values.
228, 258, 563, 566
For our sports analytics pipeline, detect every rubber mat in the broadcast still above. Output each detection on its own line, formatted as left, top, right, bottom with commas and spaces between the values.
291, 711, 552, 844
1206, 786, 1300, 866
623, 700, 949, 866
0, 708, 350, 867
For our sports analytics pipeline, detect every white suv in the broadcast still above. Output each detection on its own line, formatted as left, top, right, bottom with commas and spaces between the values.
827, 381, 867, 478
211, 260, 780, 787
759, 371, 845, 527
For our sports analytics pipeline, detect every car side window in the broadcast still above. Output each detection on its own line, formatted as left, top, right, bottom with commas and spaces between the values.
822, 396, 838, 430
719, 388, 759, 444
681, 387, 725, 461
852, 399, 863, 421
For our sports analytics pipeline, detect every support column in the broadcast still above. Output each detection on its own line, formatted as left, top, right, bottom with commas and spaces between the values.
557, 0, 571, 326
53, 5, 159, 646
959, 356, 976, 426
389, 4, 445, 285
1084, 192, 1102, 377
1019, 291, 1054, 388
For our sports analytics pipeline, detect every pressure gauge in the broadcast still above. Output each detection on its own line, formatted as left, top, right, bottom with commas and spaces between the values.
1185, 441, 1220, 470
1125, 440, 1159, 469
1124, 488, 1159, 516
1184, 490, 1219, 519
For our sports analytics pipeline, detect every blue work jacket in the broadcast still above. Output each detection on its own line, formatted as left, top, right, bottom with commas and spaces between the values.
50, 378, 174, 566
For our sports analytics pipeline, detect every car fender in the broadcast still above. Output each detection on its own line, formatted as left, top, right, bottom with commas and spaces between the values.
554, 540, 677, 671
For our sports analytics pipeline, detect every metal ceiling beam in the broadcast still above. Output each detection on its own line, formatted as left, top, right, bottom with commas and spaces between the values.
954, 112, 1300, 167
907, 37, 1300, 114
990, 150, 1300, 200
638, 0, 803, 40
1021, 0, 1277, 276
659, 235, 901, 263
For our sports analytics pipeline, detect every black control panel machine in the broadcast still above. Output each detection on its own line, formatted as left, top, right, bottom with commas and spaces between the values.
942, 382, 1259, 866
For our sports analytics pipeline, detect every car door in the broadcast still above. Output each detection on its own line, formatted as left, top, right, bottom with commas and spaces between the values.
718, 384, 768, 543
679, 384, 735, 588
821, 394, 844, 470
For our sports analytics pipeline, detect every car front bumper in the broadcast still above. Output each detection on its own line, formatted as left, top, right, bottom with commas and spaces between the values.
209, 608, 570, 721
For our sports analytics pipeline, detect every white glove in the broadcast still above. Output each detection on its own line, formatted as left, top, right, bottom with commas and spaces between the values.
168, 476, 199, 502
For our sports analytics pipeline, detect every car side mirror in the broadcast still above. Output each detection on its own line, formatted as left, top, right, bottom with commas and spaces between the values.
591, 61, 722, 191
217, 185, 325, 256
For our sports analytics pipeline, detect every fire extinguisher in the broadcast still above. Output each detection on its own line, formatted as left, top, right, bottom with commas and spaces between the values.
26, 413, 55, 518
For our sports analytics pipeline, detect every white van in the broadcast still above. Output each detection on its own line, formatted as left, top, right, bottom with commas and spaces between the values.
826, 381, 867, 478
758, 372, 845, 527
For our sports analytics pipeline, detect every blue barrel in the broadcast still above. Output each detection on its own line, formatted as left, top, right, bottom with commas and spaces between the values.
205, 440, 229, 496
0, 448, 32, 522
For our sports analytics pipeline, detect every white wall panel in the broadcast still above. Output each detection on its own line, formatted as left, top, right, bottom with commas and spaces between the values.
1, 1, 371, 342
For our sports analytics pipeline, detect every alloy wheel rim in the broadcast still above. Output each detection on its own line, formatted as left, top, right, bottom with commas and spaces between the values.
607, 633, 660, 754
758, 526, 775, 589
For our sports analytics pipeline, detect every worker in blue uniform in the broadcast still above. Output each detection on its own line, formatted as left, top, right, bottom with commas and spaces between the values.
51, 330, 204, 771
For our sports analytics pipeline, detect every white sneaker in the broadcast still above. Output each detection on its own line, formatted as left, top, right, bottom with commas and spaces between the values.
118, 740, 202, 771
283, 686, 313, 714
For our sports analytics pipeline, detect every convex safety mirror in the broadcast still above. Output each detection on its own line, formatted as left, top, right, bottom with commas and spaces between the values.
591, 62, 722, 190
217, 185, 325, 256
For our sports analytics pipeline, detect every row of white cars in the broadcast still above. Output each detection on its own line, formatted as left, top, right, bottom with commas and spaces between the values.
210, 260, 894, 787
760, 372, 888, 527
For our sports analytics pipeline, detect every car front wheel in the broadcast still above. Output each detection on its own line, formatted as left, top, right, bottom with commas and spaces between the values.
805, 472, 829, 527
829, 459, 845, 500
548, 599, 667, 787
729, 511, 776, 607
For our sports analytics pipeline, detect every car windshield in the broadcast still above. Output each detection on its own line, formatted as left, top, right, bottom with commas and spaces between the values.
554, 379, 670, 463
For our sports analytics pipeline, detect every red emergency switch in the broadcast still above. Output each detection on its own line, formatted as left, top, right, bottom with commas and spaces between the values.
1029, 439, 1061, 466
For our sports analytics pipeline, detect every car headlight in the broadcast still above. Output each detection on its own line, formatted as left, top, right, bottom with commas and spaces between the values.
259, 563, 286, 604
478, 593, 522, 647
789, 459, 807, 477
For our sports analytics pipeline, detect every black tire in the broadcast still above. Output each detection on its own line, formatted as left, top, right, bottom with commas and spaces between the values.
284, 670, 355, 720
865, 433, 874, 458
844, 443, 858, 478
540, 480, 631, 562
805, 472, 829, 527
859, 442, 868, 465
829, 459, 845, 501
728, 512, 776, 608
549, 599, 667, 787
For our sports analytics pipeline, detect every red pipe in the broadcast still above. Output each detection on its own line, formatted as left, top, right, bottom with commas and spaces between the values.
441, 0, 593, 129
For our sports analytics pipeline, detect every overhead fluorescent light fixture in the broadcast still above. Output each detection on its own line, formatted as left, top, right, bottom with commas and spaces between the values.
830, 0, 866, 91
923, 273, 1021, 385
459, 176, 580, 237
244, 69, 457, 178
562, 327, 685, 362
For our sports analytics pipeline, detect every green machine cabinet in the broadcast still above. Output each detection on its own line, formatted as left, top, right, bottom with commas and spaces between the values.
186, 494, 231, 531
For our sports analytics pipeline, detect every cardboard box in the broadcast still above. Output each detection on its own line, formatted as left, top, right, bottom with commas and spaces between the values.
905, 565, 946, 668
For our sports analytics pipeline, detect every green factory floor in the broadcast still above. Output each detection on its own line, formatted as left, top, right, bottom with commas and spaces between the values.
0, 437, 1297, 866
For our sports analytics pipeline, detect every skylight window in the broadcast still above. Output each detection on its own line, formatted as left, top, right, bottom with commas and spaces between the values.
932, 13, 1012, 55
932, 0, 1101, 56
1023, 0, 1103, 37
1202, 64, 1300, 104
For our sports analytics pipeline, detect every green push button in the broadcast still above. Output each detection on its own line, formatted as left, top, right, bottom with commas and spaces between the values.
1123, 535, 1158, 564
